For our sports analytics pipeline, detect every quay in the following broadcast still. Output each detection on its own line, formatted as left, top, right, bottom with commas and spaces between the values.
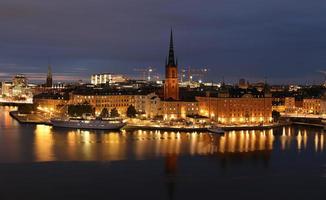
9, 111, 52, 125
9, 110, 324, 132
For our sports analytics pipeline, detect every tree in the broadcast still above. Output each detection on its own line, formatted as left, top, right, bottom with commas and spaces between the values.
272, 110, 281, 122
100, 108, 109, 118
110, 108, 120, 118
17, 104, 36, 114
68, 103, 94, 117
126, 105, 137, 118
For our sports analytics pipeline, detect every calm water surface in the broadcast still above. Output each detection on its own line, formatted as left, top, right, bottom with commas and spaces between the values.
0, 106, 325, 200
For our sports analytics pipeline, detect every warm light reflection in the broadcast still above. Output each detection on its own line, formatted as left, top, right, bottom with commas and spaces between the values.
29, 126, 326, 162
34, 125, 54, 161
321, 134, 324, 152
303, 130, 307, 150
297, 130, 302, 151
315, 133, 319, 152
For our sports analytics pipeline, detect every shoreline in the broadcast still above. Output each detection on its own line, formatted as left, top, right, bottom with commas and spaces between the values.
9, 111, 52, 126
10, 110, 290, 131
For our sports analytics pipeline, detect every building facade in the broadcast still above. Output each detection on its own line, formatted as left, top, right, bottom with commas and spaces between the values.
162, 101, 199, 120
302, 98, 321, 114
91, 73, 128, 85
196, 93, 272, 125
34, 93, 69, 114
284, 97, 296, 113
69, 93, 135, 116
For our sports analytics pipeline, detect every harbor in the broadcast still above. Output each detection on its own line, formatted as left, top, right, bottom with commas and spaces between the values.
9, 109, 316, 132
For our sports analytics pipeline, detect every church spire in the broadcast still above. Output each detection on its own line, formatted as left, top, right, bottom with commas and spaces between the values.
47, 63, 52, 78
46, 58, 53, 87
168, 29, 176, 66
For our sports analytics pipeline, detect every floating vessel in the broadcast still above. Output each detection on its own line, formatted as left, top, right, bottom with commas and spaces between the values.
207, 126, 224, 134
51, 117, 126, 130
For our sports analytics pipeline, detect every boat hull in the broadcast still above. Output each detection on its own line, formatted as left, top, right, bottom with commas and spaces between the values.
51, 119, 126, 130
207, 128, 224, 134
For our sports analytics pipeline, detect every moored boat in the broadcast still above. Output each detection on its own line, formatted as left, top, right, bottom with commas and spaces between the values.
50, 117, 126, 130
207, 126, 224, 134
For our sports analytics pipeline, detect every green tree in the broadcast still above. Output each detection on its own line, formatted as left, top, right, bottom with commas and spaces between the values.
272, 110, 281, 122
126, 105, 137, 118
100, 108, 109, 118
110, 108, 120, 118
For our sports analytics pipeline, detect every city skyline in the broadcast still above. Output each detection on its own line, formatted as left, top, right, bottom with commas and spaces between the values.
0, 0, 326, 84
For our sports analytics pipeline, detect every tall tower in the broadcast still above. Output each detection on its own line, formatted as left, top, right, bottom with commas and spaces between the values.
46, 63, 53, 88
164, 30, 179, 100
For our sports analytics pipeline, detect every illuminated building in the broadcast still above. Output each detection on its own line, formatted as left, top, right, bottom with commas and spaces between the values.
321, 98, 326, 116
145, 94, 162, 118
159, 30, 199, 120
134, 92, 162, 118
1, 74, 32, 101
13, 74, 27, 86
34, 93, 69, 113
196, 86, 273, 125
164, 30, 179, 100
70, 93, 135, 116
162, 101, 199, 120
302, 98, 321, 114
284, 97, 296, 113
1, 81, 13, 97
91, 73, 128, 85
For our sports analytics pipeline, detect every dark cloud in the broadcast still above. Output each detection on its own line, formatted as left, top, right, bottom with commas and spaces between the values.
0, 0, 325, 83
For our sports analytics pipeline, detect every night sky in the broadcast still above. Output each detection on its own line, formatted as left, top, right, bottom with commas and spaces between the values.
0, 0, 326, 84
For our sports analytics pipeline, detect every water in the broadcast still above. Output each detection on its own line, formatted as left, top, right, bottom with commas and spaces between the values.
0, 106, 325, 199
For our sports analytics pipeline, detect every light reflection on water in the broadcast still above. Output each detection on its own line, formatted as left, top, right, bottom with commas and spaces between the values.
0, 106, 325, 163
25, 124, 326, 162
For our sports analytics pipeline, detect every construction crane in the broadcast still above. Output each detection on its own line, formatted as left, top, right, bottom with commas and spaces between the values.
180, 66, 210, 83
133, 67, 160, 81
318, 70, 326, 86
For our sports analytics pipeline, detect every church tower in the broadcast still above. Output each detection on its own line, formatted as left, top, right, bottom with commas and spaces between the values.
46, 63, 53, 88
164, 30, 179, 100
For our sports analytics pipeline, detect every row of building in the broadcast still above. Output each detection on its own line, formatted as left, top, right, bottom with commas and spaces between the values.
33, 31, 275, 125
27, 30, 326, 126
1, 74, 33, 102
282, 97, 326, 115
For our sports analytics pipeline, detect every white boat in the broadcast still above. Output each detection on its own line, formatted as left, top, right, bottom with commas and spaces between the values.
51, 117, 126, 130
208, 127, 224, 134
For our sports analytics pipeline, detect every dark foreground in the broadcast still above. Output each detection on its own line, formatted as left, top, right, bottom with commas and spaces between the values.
0, 156, 325, 200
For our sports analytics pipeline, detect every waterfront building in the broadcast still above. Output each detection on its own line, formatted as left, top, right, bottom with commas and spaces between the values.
1, 81, 13, 97
196, 87, 273, 125
144, 94, 162, 118
162, 101, 199, 120
34, 93, 69, 113
1, 75, 32, 101
284, 97, 296, 113
302, 98, 321, 114
134, 92, 161, 117
320, 98, 326, 116
70, 93, 135, 117
91, 73, 128, 85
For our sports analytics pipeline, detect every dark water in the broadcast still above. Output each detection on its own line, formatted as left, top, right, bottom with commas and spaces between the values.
0, 106, 325, 200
